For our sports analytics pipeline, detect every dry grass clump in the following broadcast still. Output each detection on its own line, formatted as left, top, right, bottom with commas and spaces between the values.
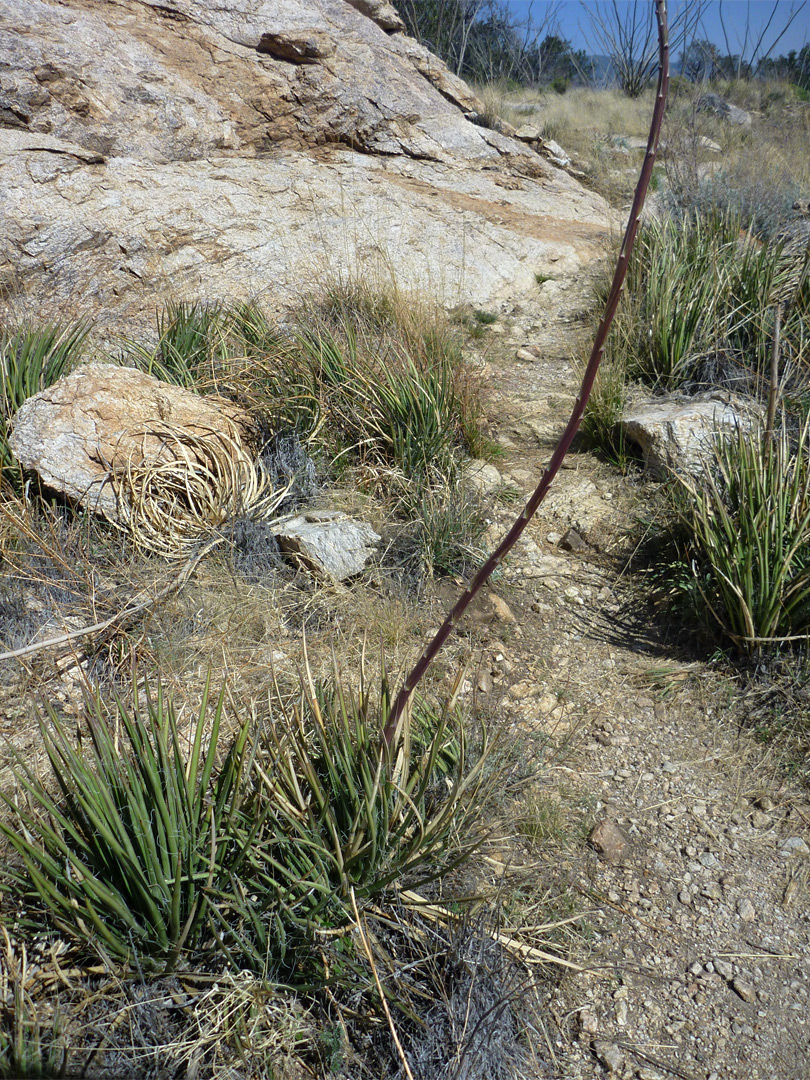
105, 424, 292, 560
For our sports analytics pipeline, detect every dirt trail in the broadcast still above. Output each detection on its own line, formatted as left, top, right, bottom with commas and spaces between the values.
470, 270, 810, 1080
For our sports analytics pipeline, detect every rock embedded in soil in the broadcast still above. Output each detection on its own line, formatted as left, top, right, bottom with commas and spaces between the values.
589, 819, 630, 864
621, 393, 760, 476
275, 511, 380, 581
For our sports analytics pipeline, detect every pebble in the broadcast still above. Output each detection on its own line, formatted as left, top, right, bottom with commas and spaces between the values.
589, 819, 629, 864
781, 836, 810, 856
713, 958, 734, 981
579, 1007, 599, 1036
733, 978, 756, 1003
737, 897, 756, 922
593, 1040, 624, 1074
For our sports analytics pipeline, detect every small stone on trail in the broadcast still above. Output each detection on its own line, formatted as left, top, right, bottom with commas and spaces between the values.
713, 958, 734, 981
488, 593, 517, 624
516, 347, 539, 362
737, 897, 756, 922
781, 836, 810, 857
732, 978, 756, 1003
589, 819, 629, 864
579, 1007, 599, 1036
593, 1040, 624, 1074
561, 527, 589, 552
476, 668, 493, 694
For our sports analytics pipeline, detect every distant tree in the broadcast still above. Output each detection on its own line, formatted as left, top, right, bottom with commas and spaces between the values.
583, 0, 704, 96
756, 43, 810, 88
681, 38, 719, 82
536, 34, 588, 87
717, 0, 807, 81
398, 0, 563, 86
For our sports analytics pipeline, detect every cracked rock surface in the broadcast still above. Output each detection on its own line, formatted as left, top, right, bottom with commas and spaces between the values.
0, 0, 608, 325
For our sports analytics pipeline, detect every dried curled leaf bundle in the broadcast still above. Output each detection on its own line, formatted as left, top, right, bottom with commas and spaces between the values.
106, 423, 291, 557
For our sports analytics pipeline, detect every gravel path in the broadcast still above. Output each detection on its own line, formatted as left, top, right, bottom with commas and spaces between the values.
470, 272, 810, 1080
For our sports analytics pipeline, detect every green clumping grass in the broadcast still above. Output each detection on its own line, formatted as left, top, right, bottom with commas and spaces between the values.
579, 354, 631, 467
212, 658, 494, 978
0, 676, 252, 969
0, 982, 66, 1080
0, 661, 495, 981
658, 421, 810, 653
123, 285, 488, 492
616, 209, 802, 392
396, 481, 489, 584
1, 322, 89, 481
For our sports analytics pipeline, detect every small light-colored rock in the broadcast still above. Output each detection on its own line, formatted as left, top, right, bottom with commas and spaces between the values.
781, 836, 810, 857
714, 958, 734, 981
515, 123, 542, 142
589, 819, 629, 864
737, 897, 756, 922
543, 138, 571, 166
476, 668, 493, 694
488, 593, 517, 624
579, 1007, 599, 1036
561, 527, 589, 552
593, 1040, 624, 1074
621, 393, 759, 477
462, 459, 503, 497
276, 511, 380, 581
732, 978, 756, 1003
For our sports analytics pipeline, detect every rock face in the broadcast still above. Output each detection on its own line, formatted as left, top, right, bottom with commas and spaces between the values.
0, 0, 609, 326
9, 364, 255, 518
621, 394, 758, 476
276, 510, 380, 580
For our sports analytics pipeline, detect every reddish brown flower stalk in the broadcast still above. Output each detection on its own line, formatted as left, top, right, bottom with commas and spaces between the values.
383, 0, 670, 749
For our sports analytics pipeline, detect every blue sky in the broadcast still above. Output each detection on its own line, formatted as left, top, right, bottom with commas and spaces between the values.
504, 2, 810, 58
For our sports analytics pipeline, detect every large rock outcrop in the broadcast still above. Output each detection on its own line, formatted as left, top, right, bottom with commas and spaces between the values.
0, 1, 610, 324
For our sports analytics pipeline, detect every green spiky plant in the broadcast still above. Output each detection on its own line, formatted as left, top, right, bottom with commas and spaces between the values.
666, 420, 810, 651
208, 656, 494, 977
0, 678, 254, 970
1, 322, 89, 480
124, 300, 227, 389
